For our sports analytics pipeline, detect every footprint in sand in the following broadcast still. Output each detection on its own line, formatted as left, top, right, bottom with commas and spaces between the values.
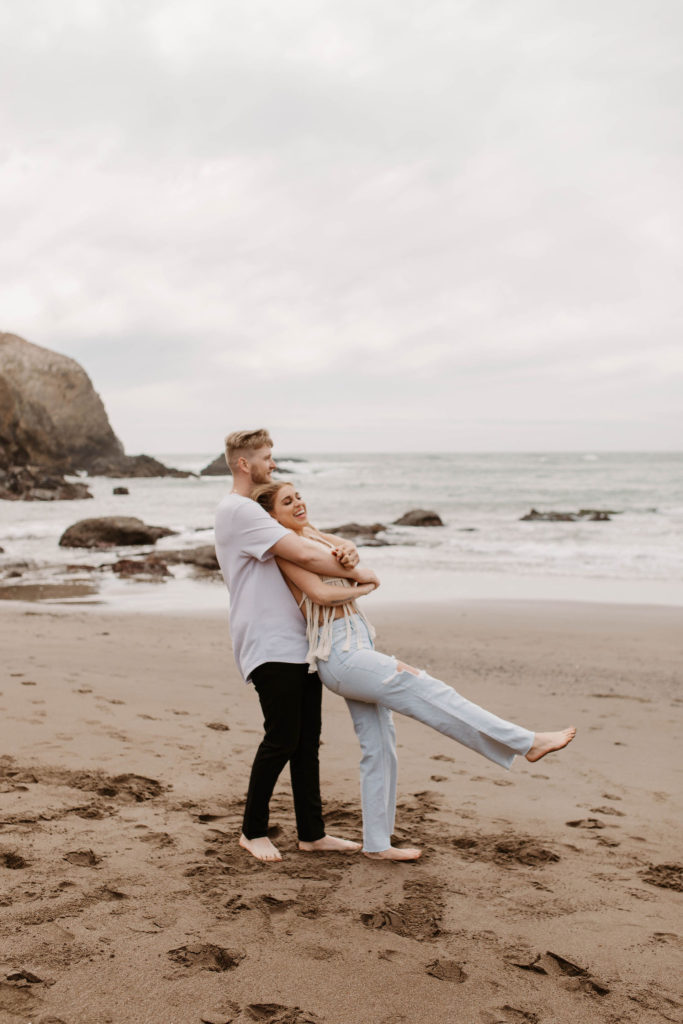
94, 886, 128, 901
6, 970, 44, 984
201, 1009, 240, 1024
319, 799, 362, 830
64, 849, 102, 867
298, 944, 340, 962
498, 1007, 540, 1024
452, 832, 560, 867
509, 950, 610, 996
137, 830, 175, 849
167, 944, 244, 972
652, 932, 683, 949
361, 877, 444, 941
244, 1004, 322, 1023
0, 851, 28, 869
640, 863, 683, 892
377, 948, 400, 961
224, 893, 295, 917
0, 981, 40, 1017
425, 958, 467, 982
594, 835, 620, 848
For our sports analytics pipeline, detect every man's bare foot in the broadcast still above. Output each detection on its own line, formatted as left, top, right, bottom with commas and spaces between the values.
525, 727, 577, 763
298, 834, 361, 853
364, 846, 422, 861
239, 833, 282, 862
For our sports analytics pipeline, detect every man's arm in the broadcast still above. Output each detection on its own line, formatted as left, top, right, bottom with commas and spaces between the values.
272, 532, 377, 584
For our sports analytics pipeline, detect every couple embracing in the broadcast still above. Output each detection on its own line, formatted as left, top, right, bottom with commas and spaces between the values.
215, 429, 575, 864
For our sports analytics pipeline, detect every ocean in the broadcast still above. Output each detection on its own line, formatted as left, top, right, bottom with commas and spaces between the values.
1, 451, 682, 610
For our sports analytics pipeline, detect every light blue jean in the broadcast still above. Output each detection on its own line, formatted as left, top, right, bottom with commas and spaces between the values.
317, 615, 534, 852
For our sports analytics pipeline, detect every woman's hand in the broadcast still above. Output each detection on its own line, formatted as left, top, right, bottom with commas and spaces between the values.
332, 540, 359, 569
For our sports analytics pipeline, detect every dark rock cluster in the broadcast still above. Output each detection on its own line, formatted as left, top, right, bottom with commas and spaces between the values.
109, 545, 219, 578
521, 508, 618, 522
0, 464, 93, 502
326, 522, 389, 546
326, 509, 444, 546
87, 454, 193, 479
161, 545, 219, 571
200, 454, 230, 476
393, 509, 443, 527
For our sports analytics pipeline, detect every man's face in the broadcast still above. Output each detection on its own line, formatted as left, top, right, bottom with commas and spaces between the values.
246, 446, 276, 485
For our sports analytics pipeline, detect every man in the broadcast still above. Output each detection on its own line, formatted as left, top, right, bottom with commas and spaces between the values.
215, 429, 378, 862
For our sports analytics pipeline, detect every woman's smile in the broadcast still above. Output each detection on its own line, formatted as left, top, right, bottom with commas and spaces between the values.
273, 485, 309, 530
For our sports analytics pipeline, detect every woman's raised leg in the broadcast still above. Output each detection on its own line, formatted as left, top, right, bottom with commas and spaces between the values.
323, 645, 535, 768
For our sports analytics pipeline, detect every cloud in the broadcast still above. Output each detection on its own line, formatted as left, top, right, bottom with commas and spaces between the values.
0, 0, 681, 450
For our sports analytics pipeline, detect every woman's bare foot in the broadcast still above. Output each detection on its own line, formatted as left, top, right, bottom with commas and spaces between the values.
525, 727, 576, 763
239, 833, 282, 862
363, 846, 422, 861
298, 835, 361, 853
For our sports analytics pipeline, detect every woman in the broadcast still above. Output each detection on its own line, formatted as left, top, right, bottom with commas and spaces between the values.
253, 481, 576, 862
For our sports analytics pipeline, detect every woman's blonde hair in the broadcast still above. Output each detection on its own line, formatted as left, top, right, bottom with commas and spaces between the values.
251, 480, 290, 515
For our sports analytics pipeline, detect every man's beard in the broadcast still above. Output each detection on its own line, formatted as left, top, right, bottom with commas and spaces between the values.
250, 467, 272, 485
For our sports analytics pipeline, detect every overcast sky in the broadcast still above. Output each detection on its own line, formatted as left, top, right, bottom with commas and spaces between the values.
1, 0, 681, 453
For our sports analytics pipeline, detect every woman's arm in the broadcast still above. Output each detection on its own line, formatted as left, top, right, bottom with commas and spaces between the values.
276, 557, 377, 607
272, 532, 372, 583
303, 525, 359, 568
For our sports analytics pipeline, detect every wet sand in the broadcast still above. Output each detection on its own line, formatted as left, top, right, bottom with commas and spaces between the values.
0, 599, 681, 1024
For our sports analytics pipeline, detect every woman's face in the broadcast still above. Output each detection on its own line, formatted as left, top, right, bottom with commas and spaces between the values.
272, 484, 309, 531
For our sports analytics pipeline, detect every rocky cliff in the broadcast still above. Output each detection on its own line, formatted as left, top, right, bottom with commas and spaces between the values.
0, 333, 190, 498
0, 332, 124, 471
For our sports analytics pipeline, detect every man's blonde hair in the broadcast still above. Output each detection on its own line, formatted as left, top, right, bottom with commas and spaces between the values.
224, 428, 273, 473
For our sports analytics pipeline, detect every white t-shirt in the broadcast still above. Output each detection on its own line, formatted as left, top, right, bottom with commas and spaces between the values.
215, 492, 309, 682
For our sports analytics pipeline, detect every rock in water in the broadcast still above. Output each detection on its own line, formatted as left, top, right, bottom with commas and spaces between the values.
0, 332, 123, 471
200, 454, 231, 476
88, 453, 194, 478
393, 509, 444, 527
325, 523, 389, 546
0, 464, 93, 501
520, 508, 617, 522
160, 545, 219, 570
59, 517, 177, 548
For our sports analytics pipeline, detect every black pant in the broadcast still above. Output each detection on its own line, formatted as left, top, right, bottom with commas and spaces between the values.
242, 662, 325, 842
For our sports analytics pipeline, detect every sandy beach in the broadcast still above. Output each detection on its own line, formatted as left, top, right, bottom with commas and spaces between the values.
1, 598, 681, 1024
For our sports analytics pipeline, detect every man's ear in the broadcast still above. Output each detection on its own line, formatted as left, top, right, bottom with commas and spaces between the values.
236, 455, 250, 474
